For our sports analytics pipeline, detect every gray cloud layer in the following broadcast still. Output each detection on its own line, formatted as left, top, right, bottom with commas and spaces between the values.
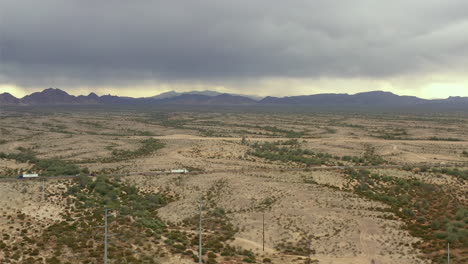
1, 0, 468, 88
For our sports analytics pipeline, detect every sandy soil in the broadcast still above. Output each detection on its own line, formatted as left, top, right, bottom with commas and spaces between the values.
1, 108, 466, 263
125, 171, 429, 264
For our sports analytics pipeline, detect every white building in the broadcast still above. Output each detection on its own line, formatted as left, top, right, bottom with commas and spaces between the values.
19, 173, 39, 179
170, 169, 189, 174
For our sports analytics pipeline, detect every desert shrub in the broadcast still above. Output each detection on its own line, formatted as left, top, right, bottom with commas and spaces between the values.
35, 159, 81, 176
220, 245, 237, 256
248, 141, 386, 166
0, 147, 87, 176
428, 137, 463, 141
455, 208, 468, 222
207, 258, 218, 264
248, 141, 332, 166
208, 251, 217, 258
435, 168, 468, 181
28, 175, 175, 263
0, 147, 38, 163
46, 257, 61, 264
243, 256, 256, 263
103, 138, 165, 162
344, 168, 467, 262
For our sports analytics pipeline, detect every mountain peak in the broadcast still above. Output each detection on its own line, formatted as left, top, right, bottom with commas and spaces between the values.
41, 87, 69, 94
354, 91, 397, 96
87, 92, 99, 98
151, 91, 180, 99
0, 92, 15, 97
20, 88, 76, 104
0, 92, 20, 105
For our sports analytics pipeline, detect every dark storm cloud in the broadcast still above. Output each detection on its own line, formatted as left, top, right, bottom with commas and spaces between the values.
1, 0, 468, 87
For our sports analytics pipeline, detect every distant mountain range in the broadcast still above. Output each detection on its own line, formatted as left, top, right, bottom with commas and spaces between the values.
151, 90, 263, 101
1, 88, 468, 108
0, 88, 258, 106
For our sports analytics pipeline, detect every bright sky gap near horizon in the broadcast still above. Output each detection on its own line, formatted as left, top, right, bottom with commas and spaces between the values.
1, 1, 468, 99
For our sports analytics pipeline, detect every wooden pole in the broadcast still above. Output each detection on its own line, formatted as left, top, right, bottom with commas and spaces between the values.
262, 212, 265, 252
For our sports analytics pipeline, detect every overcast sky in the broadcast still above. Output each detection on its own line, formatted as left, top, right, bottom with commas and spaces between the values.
1, 0, 468, 98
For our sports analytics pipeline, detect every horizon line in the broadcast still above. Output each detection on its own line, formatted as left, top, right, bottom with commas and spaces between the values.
1, 87, 462, 100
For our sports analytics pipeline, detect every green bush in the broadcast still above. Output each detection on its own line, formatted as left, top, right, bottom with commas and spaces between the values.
104, 138, 165, 162
0, 147, 87, 176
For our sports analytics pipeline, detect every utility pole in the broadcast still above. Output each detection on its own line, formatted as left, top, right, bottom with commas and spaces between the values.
104, 208, 109, 264
41, 178, 45, 202
447, 242, 450, 264
198, 200, 203, 264
262, 212, 265, 252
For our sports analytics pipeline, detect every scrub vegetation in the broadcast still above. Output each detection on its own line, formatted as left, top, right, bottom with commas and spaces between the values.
0, 175, 258, 263
345, 169, 467, 263
0, 147, 86, 176
246, 140, 386, 166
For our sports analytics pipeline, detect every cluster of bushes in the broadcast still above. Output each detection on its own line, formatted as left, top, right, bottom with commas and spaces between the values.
247, 141, 386, 166
330, 145, 386, 166
236, 124, 305, 138
35, 175, 253, 263
198, 128, 225, 137
160, 118, 188, 129
340, 155, 385, 166
276, 237, 315, 257
0, 147, 86, 176
344, 169, 467, 263
425, 168, 468, 181
77, 120, 105, 129
370, 128, 465, 142
104, 138, 165, 162
42, 122, 72, 134
35, 159, 85, 176
428, 136, 463, 142
152, 112, 305, 139
37, 175, 173, 262
0, 147, 38, 163
372, 128, 408, 140
181, 207, 240, 259
259, 126, 304, 138
433, 211, 468, 244
247, 141, 334, 166
361, 145, 386, 165
120, 128, 155, 136
152, 112, 231, 138
151, 112, 188, 129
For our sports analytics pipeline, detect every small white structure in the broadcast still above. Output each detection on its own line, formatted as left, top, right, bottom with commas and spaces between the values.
19, 173, 39, 179
170, 169, 189, 174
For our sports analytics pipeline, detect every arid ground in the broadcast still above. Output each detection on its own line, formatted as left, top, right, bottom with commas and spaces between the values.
0, 106, 467, 264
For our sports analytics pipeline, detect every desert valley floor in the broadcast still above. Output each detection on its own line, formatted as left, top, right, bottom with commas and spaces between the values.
0, 106, 467, 264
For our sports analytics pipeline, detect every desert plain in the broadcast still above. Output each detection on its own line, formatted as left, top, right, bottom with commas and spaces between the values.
0, 105, 466, 264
